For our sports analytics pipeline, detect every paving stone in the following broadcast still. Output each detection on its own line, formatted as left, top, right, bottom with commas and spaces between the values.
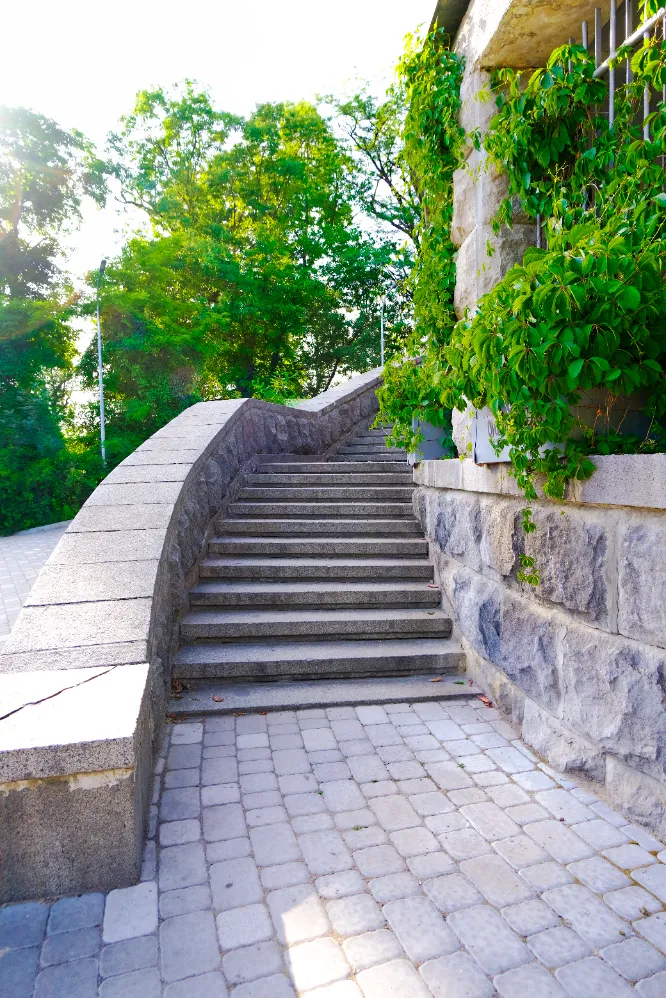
229, 973, 295, 997
407, 851, 456, 879
369, 795, 420, 831
505, 803, 549, 825
163, 971, 227, 997
250, 823, 301, 865
207, 837, 252, 863
48, 894, 104, 935
439, 828, 493, 861
242, 790, 281, 809
347, 755, 390, 782
326, 894, 384, 937
270, 734, 303, 750
357, 957, 431, 997
526, 925, 591, 968
459, 754, 497, 774
331, 719, 365, 740
203, 803, 247, 842
0, 947, 40, 998
40, 926, 101, 966
160, 885, 212, 919
303, 727, 338, 751
524, 820, 595, 864
387, 761, 425, 780
633, 865, 666, 902
202, 757, 239, 786
604, 843, 657, 870
285, 937, 350, 991
261, 862, 309, 890
460, 854, 533, 907
486, 748, 534, 773
239, 772, 278, 794
334, 808, 375, 830
416, 749, 451, 763
568, 856, 631, 893
601, 936, 666, 982
423, 873, 482, 913
299, 829, 353, 875
268, 884, 329, 945
204, 728, 235, 745
237, 733, 269, 749
160, 819, 201, 846
406, 734, 441, 751
343, 826, 387, 850
447, 905, 531, 975
623, 824, 664, 853
368, 872, 421, 903
570, 819, 630, 851
603, 886, 663, 922
236, 716, 267, 734
353, 844, 405, 878
239, 759, 273, 774
536, 789, 596, 825
322, 780, 366, 813
103, 883, 157, 944
217, 903, 272, 949
555, 956, 634, 996
159, 910, 220, 983
99, 968, 162, 998
356, 706, 389, 724
222, 940, 283, 984
202, 784, 240, 806
210, 857, 262, 911
493, 834, 551, 870
442, 740, 481, 758
426, 812, 469, 834
33, 959, 99, 998
272, 749, 311, 776
635, 912, 666, 954
316, 871, 367, 899
486, 784, 530, 808
501, 899, 560, 936
419, 950, 494, 998
159, 841, 207, 891
637, 970, 666, 996
494, 964, 566, 998
425, 761, 474, 791
513, 770, 556, 791
245, 805, 288, 827
339, 739, 375, 757
448, 788, 487, 806
165, 768, 201, 789
168, 743, 202, 770
311, 750, 343, 765
384, 896, 460, 963
397, 777, 437, 794
293, 812, 334, 833
314, 762, 352, 782
360, 779, 397, 798
342, 928, 403, 971
100, 935, 158, 978
409, 791, 453, 817
460, 802, 521, 841
389, 825, 439, 858
364, 724, 404, 747
278, 772, 317, 794
519, 861, 573, 891
543, 884, 631, 947
161, 787, 201, 821
377, 745, 415, 763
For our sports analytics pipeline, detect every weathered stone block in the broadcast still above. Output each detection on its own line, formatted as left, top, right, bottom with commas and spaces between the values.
522, 699, 605, 782
618, 518, 666, 649
605, 755, 666, 842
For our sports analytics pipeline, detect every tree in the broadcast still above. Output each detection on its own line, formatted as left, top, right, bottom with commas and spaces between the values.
0, 106, 108, 533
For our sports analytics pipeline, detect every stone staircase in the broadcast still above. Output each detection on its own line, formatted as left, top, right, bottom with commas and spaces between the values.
173, 424, 466, 699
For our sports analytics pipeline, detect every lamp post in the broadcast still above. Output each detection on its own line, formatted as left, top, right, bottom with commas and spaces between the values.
380, 298, 386, 367
96, 259, 107, 467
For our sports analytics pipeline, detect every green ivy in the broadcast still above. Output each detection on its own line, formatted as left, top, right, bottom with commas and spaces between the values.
375, 25, 464, 454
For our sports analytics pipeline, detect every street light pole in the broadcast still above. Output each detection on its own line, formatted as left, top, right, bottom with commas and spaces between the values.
380, 299, 385, 367
96, 259, 107, 467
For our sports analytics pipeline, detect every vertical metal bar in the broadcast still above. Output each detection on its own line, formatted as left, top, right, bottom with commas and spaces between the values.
582, 20, 589, 52
609, 0, 617, 127
536, 214, 542, 249
380, 300, 385, 366
569, 37, 574, 72
595, 7, 602, 69
643, 31, 650, 142
626, 0, 634, 84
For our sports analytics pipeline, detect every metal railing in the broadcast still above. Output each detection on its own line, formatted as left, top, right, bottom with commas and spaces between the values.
536, 1, 666, 248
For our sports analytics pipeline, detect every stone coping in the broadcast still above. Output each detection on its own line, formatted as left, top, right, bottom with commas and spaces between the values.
415, 453, 666, 511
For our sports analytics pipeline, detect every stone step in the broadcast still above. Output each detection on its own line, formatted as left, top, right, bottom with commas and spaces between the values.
180, 607, 452, 641
188, 580, 442, 609
247, 473, 413, 485
237, 486, 414, 501
257, 462, 409, 474
173, 636, 465, 680
169, 674, 479, 716
339, 444, 406, 454
219, 518, 423, 536
198, 556, 433, 580
207, 536, 428, 557
330, 458, 407, 470
227, 501, 415, 518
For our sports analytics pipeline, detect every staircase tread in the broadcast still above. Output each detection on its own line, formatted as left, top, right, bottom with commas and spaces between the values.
201, 556, 431, 567
191, 580, 440, 593
169, 674, 479, 715
176, 636, 462, 662
183, 608, 451, 624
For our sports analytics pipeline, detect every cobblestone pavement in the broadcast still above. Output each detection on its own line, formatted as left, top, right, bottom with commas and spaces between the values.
0, 522, 70, 651
4, 699, 666, 997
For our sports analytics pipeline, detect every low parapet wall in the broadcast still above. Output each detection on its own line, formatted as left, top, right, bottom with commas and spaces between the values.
0, 369, 381, 902
414, 455, 666, 840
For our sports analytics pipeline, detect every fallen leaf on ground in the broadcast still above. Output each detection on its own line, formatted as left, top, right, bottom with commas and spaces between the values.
166, 714, 176, 723
259, 711, 268, 715
212, 696, 224, 702
478, 695, 494, 708
430, 676, 442, 683
232, 711, 246, 717
427, 584, 439, 589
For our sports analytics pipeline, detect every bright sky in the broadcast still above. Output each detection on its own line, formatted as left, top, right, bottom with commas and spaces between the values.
2, 0, 435, 282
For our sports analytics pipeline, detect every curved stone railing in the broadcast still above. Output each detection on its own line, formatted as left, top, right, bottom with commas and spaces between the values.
0, 368, 382, 902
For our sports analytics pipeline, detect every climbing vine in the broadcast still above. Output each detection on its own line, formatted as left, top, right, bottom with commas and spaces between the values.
375, 25, 465, 453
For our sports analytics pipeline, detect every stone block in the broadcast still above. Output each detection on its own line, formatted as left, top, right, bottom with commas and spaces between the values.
619, 519, 666, 647
522, 700, 605, 783
159, 910, 220, 983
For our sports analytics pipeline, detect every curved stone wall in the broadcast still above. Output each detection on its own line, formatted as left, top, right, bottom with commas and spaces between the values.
414, 455, 666, 841
0, 369, 381, 902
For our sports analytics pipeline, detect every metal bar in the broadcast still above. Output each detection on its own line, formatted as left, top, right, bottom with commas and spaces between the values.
626, 0, 634, 84
595, 5, 666, 77
380, 300, 385, 366
643, 31, 650, 142
609, 0, 617, 126
582, 20, 589, 52
536, 214, 542, 249
595, 7, 602, 69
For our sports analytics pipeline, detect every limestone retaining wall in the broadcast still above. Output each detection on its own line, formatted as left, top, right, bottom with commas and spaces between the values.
414, 455, 666, 839
0, 370, 381, 902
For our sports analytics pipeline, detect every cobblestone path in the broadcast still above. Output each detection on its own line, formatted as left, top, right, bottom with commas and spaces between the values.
3, 698, 666, 997
0, 523, 69, 651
